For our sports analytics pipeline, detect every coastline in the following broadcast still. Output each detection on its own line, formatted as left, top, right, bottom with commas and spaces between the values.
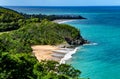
31, 45, 78, 64
60, 47, 78, 64
31, 19, 82, 64
53, 19, 76, 24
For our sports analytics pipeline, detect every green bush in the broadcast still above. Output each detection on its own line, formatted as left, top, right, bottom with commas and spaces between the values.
0, 7, 24, 31
0, 53, 81, 79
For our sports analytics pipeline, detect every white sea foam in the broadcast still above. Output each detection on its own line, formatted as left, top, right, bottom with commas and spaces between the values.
60, 47, 78, 64
58, 20, 75, 24
84, 42, 98, 46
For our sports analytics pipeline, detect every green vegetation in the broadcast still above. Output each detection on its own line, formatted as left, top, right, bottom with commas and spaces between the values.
0, 7, 85, 32
0, 53, 82, 79
0, 7, 24, 31
0, 7, 24, 22
0, 7, 87, 79
23, 13, 85, 21
15, 20, 80, 45
0, 20, 81, 53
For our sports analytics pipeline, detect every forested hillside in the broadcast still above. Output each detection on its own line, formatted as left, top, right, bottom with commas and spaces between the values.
0, 7, 24, 31
0, 7, 87, 79
0, 6, 85, 32
0, 20, 84, 53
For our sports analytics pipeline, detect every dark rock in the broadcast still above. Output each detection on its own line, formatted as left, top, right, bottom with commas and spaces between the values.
65, 35, 89, 46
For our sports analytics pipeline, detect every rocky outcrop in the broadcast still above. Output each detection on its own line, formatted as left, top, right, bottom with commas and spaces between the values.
65, 35, 89, 46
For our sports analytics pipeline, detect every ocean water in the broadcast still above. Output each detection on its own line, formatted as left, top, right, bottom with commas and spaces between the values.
5, 6, 120, 79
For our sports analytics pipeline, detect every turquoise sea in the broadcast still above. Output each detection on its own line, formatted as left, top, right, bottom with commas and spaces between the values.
5, 6, 120, 79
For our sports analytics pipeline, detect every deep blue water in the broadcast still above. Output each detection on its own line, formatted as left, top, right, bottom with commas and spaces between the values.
5, 6, 120, 79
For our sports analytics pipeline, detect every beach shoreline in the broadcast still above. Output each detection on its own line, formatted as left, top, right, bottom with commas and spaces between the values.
53, 19, 76, 24
31, 19, 82, 63
31, 45, 78, 64
31, 45, 60, 61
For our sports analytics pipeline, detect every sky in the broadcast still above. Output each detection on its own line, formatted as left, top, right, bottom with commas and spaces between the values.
0, 0, 120, 6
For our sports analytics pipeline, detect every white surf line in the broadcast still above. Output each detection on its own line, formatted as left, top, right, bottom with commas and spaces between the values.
83, 42, 98, 46
60, 47, 78, 64
58, 20, 75, 24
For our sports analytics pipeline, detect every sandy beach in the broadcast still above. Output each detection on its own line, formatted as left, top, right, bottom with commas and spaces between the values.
53, 19, 76, 24
31, 45, 60, 61
31, 20, 79, 63
31, 45, 77, 64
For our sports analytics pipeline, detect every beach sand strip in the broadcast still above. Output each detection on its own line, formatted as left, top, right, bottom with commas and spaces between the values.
31, 45, 61, 62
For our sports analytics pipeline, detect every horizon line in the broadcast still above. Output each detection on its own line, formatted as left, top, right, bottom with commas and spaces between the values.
2, 5, 120, 7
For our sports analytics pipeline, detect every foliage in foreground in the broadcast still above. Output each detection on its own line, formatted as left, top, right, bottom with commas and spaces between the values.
0, 53, 81, 79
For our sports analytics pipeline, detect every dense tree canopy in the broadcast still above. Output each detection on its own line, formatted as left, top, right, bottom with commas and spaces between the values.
0, 7, 24, 31
0, 53, 83, 79
0, 7, 24, 22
